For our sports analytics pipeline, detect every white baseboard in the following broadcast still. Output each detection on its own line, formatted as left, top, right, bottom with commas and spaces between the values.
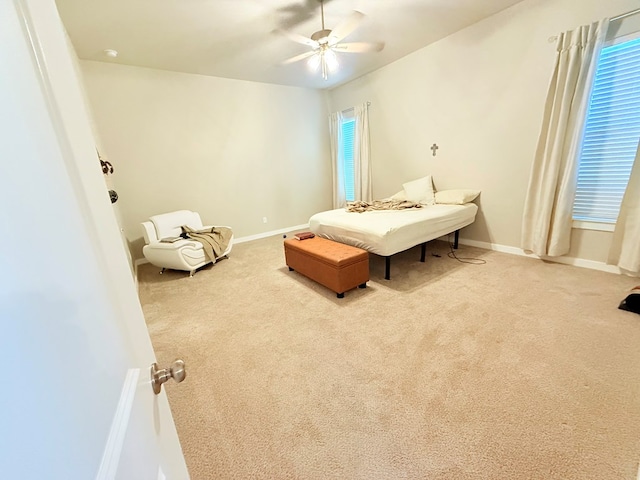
133, 257, 149, 284
233, 224, 309, 244
457, 238, 623, 275
133, 227, 627, 279
238, 228, 624, 276
134, 258, 149, 268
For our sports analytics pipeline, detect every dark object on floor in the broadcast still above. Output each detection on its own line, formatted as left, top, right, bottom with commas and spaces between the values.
619, 286, 640, 314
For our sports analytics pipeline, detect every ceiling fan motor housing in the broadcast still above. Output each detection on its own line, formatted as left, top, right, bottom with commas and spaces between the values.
311, 29, 333, 44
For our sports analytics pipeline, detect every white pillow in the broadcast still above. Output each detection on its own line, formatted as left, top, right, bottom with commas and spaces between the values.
389, 190, 407, 201
402, 175, 435, 205
435, 189, 480, 205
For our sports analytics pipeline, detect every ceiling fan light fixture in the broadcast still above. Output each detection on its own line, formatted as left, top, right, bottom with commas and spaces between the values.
280, 0, 382, 81
313, 47, 338, 81
307, 53, 321, 72
324, 49, 338, 71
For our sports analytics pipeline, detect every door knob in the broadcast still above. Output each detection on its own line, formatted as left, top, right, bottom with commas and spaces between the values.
151, 359, 186, 395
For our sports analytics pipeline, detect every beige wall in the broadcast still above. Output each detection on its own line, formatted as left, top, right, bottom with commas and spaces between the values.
64, 36, 137, 276
79, 0, 638, 265
80, 61, 331, 260
328, 0, 640, 263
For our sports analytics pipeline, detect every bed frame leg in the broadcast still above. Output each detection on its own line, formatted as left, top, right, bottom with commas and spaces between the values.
454, 230, 459, 249
385, 257, 391, 280
420, 242, 426, 262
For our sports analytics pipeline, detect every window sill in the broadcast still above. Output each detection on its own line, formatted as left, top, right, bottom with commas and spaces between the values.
572, 220, 615, 232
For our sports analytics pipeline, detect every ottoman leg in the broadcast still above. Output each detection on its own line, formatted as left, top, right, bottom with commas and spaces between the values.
288, 267, 294, 271
337, 292, 344, 299
359, 283, 367, 289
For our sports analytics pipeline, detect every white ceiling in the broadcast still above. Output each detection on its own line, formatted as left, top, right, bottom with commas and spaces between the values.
56, 0, 525, 90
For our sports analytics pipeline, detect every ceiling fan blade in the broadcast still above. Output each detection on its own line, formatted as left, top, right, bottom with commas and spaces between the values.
276, 29, 318, 48
329, 10, 365, 43
281, 50, 318, 65
333, 42, 385, 53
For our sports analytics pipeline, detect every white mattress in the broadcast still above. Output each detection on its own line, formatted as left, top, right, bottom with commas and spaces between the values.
309, 203, 478, 256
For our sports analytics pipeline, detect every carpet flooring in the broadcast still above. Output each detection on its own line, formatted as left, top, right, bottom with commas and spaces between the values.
138, 235, 640, 479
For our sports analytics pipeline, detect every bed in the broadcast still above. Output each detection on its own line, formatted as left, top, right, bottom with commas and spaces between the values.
309, 202, 478, 280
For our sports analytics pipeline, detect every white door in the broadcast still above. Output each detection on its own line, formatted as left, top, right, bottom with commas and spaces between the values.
0, 1, 189, 479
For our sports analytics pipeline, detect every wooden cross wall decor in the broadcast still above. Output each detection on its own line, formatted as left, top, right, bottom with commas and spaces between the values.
430, 143, 439, 156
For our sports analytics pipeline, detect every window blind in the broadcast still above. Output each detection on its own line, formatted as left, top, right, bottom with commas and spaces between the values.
573, 36, 640, 223
341, 118, 356, 202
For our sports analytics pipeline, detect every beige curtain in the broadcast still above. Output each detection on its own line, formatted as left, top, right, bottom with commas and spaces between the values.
352, 103, 372, 203
329, 111, 345, 208
608, 142, 640, 273
522, 19, 609, 257
329, 103, 372, 208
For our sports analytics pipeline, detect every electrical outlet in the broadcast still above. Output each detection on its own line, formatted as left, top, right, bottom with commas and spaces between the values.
262, 217, 268, 224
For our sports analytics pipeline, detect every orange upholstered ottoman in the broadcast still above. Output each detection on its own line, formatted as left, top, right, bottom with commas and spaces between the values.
284, 237, 369, 298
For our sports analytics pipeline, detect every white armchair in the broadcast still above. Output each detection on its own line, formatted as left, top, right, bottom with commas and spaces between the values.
141, 210, 233, 276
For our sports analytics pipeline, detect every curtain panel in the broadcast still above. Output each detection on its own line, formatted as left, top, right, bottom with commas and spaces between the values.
329, 111, 345, 209
353, 103, 372, 203
608, 142, 640, 274
521, 19, 609, 257
329, 103, 372, 208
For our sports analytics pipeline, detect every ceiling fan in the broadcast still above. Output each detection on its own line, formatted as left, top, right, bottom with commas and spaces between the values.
279, 0, 384, 80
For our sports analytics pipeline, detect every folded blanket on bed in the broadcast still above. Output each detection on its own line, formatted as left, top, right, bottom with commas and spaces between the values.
181, 225, 232, 261
346, 200, 423, 213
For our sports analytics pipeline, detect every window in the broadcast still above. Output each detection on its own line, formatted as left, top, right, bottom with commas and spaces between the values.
573, 34, 640, 226
341, 116, 356, 202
